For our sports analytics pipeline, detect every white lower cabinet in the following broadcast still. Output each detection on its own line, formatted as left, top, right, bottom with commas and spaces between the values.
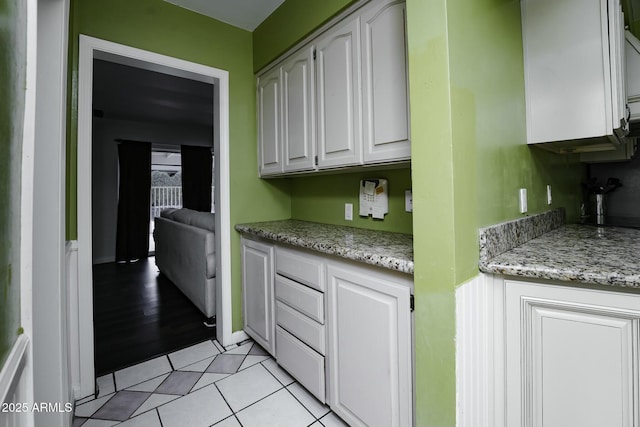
505, 280, 640, 427
241, 237, 414, 426
241, 237, 275, 356
326, 262, 413, 427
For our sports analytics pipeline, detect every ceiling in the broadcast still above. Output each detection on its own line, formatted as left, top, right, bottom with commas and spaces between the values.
93, 59, 214, 128
163, 0, 285, 31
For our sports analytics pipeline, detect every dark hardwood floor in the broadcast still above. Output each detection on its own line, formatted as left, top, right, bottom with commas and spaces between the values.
93, 257, 216, 376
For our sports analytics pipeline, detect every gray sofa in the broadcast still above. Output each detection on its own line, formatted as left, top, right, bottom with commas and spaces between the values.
153, 208, 216, 319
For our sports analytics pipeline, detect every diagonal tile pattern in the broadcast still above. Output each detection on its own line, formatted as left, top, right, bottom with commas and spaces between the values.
73, 339, 349, 426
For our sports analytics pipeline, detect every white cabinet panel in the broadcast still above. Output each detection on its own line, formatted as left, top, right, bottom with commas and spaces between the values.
275, 275, 325, 323
521, 0, 627, 151
276, 246, 325, 292
241, 237, 275, 355
257, 67, 282, 176
276, 300, 325, 354
505, 281, 640, 427
276, 326, 326, 403
360, 0, 410, 163
316, 16, 362, 169
326, 263, 412, 427
282, 47, 316, 172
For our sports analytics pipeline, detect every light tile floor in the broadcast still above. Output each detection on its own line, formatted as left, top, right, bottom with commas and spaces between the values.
73, 339, 349, 427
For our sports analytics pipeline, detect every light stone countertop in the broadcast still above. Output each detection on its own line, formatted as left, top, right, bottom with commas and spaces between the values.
235, 220, 414, 275
480, 224, 640, 288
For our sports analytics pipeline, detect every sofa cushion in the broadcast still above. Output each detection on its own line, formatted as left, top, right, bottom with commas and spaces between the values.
162, 208, 215, 232
188, 211, 215, 232
170, 208, 195, 225
160, 208, 179, 220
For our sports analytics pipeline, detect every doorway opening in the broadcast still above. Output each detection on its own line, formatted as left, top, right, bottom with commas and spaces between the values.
76, 35, 240, 398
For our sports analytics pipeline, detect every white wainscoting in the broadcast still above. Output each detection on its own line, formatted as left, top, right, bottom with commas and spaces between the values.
66, 240, 94, 399
0, 336, 32, 427
455, 273, 505, 427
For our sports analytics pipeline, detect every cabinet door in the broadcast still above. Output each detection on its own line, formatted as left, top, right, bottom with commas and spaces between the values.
326, 263, 412, 427
521, 0, 625, 145
282, 46, 316, 172
241, 237, 275, 355
505, 281, 640, 427
360, 0, 410, 163
257, 67, 282, 176
315, 16, 362, 169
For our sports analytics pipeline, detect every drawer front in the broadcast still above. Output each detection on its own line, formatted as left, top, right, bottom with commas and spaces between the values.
276, 247, 325, 292
276, 300, 325, 354
276, 326, 326, 403
276, 275, 325, 323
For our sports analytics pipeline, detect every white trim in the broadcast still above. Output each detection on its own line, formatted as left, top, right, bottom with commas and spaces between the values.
65, 241, 80, 398
0, 336, 29, 406
231, 330, 250, 345
455, 273, 505, 427
77, 35, 235, 396
21, 5, 37, 419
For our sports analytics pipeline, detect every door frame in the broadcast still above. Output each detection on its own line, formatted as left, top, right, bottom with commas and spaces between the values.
77, 35, 240, 397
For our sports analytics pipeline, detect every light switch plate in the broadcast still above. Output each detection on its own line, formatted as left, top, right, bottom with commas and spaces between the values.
345, 203, 353, 221
519, 188, 528, 213
405, 190, 413, 212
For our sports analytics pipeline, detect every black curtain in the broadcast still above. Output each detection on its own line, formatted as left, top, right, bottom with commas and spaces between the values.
115, 141, 151, 262
181, 145, 213, 212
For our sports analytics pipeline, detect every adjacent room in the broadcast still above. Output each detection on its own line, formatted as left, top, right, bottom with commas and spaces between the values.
90, 58, 218, 374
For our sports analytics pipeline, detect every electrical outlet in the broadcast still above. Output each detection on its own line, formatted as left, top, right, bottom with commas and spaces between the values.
519, 188, 528, 214
547, 185, 552, 205
405, 190, 413, 212
345, 203, 353, 221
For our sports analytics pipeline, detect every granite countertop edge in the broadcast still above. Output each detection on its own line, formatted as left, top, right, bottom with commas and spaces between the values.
478, 224, 640, 289
235, 220, 414, 275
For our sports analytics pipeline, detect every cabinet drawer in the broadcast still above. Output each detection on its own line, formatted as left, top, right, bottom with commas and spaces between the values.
276, 301, 325, 355
276, 247, 325, 292
276, 326, 326, 403
276, 275, 325, 323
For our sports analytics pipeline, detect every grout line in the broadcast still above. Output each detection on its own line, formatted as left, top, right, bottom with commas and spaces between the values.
157, 408, 164, 427
167, 354, 175, 371
283, 383, 320, 421
213, 382, 237, 417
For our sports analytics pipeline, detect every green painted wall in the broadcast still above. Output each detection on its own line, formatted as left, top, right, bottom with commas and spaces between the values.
0, 0, 26, 366
290, 169, 413, 234
253, 0, 356, 72
66, 0, 291, 331
407, 0, 586, 424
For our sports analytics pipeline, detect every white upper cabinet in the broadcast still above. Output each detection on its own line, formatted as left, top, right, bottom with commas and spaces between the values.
282, 46, 316, 172
257, 67, 283, 175
521, 0, 628, 153
315, 16, 363, 169
360, 0, 410, 163
257, 0, 410, 177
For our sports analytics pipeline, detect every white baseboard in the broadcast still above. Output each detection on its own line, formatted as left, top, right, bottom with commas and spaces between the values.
229, 330, 249, 346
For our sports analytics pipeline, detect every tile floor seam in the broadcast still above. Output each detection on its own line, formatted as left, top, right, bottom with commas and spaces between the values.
212, 381, 237, 419
229, 385, 286, 415
283, 384, 321, 422
232, 413, 244, 427
166, 354, 175, 371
